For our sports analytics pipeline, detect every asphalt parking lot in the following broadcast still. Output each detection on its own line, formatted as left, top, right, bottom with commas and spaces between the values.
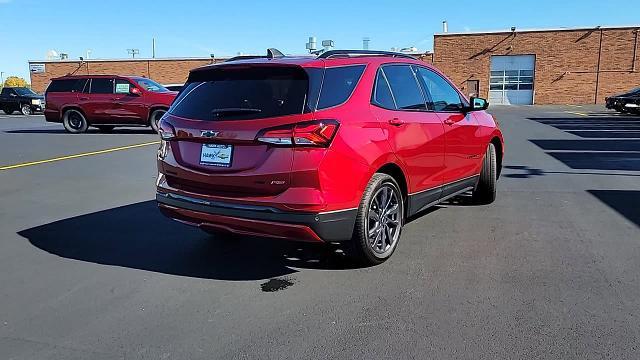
1, 106, 639, 359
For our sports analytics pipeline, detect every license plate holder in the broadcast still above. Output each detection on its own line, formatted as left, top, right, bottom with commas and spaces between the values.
200, 144, 233, 167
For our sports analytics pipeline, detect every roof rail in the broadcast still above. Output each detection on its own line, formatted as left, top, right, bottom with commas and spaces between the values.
225, 48, 286, 62
317, 50, 417, 60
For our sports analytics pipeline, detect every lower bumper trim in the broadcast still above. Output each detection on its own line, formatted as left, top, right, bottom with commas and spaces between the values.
156, 192, 357, 242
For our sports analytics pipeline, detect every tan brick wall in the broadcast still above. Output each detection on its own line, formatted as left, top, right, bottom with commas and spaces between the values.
29, 58, 220, 93
433, 27, 640, 104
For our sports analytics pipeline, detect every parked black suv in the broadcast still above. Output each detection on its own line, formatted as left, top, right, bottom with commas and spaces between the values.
0, 87, 45, 115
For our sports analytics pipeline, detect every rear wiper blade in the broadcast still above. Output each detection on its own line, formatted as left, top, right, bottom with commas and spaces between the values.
211, 108, 262, 117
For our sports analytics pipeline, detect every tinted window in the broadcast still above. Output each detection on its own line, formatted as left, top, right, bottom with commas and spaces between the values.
90, 78, 114, 94
382, 65, 427, 110
47, 79, 88, 93
171, 66, 308, 121
1, 88, 12, 96
135, 78, 168, 93
47, 80, 75, 93
416, 67, 463, 112
316, 65, 365, 110
14, 88, 37, 96
304, 68, 323, 112
74, 79, 88, 92
372, 70, 396, 109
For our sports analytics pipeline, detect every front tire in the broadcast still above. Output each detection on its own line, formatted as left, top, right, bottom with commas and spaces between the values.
20, 104, 32, 115
62, 109, 88, 133
149, 109, 166, 133
472, 143, 497, 204
351, 173, 404, 265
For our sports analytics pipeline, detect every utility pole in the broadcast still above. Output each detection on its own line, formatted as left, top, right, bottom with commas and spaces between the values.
152, 38, 156, 58
0, 72, 4, 86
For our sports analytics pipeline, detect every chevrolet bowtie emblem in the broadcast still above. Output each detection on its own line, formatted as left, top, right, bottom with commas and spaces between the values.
201, 130, 220, 138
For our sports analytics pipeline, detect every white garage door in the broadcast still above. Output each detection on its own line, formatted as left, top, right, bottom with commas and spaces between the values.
489, 55, 535, 105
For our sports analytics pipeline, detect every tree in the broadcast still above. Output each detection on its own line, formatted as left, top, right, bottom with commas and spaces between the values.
4, 76, 28, 88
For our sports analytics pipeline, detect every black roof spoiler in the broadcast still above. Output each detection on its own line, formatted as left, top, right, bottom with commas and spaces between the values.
317, 50, 416, 60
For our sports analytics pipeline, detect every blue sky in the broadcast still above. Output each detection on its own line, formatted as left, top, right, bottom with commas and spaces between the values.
0, 0, 637, 81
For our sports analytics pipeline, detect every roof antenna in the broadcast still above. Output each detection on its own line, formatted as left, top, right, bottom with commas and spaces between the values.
267, 48, 284, 59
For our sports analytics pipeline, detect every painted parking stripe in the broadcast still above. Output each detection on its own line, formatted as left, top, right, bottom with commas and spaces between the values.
565, 111, 588, 117
0, 141, 160, 171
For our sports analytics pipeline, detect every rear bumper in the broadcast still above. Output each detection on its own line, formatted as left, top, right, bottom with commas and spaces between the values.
44, 109, 61, 122
156, 191, 357, 243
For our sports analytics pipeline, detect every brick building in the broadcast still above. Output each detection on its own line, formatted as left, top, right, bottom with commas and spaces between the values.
28, 25, 640, 104
434, 26, 640, 105
28, 57, 222, 94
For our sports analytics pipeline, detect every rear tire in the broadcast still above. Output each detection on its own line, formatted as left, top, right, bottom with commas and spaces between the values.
96, 126, 115, 132
472, 143, 497, 204
149, 109, 166, 133
20, 104, 32, 115
350, 173, 404, 266
62, 109, 88, 134
2, 107, 14, 115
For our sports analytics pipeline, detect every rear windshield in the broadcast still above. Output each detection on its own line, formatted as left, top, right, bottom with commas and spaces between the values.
170, 66, 309, 121
170, 64, 365, 121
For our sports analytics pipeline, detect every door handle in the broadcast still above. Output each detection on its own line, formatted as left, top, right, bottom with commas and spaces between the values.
388, 118, 405, 126
79, 97, 89, 100
444, 119, 455, 125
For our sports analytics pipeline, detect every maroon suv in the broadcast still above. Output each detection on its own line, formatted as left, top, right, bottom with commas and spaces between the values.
44, 75, 177, 133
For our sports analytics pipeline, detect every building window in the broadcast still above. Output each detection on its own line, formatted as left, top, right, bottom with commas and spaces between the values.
489, 70, 534, 91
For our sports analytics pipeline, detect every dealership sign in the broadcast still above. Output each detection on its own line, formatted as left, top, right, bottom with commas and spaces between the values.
29, 64, 46, 73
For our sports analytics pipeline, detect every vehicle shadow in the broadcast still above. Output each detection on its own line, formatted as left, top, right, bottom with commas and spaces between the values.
6, 128, 156, 135
19, 201, 361, 281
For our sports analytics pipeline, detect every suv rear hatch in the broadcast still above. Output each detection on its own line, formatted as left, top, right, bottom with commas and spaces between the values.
162, 63, 330, 197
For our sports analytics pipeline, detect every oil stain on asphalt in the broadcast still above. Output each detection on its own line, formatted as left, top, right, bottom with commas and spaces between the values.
260, 277, 294, 292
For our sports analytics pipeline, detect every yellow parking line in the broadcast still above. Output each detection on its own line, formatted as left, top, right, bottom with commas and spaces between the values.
565, 111, 588, 117
0, 141, 160, 171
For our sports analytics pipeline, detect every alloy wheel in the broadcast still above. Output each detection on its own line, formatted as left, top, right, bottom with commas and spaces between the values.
366, 184, 402, 255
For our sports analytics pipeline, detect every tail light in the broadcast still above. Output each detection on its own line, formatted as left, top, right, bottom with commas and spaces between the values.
158, 119, 176, 140
256, 120, 339, 147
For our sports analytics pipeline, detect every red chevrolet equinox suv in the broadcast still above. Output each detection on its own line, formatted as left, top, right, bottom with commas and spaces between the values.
156, 49, 504, 265
44, 75, 177, 133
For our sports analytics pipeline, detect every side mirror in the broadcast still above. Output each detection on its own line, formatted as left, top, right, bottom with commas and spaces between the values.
470, 97, 489, 111
9, 93, 17, 97
130, 87, 142, 96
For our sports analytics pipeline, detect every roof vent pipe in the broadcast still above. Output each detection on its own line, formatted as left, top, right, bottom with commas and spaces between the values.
442, 21, 448, 33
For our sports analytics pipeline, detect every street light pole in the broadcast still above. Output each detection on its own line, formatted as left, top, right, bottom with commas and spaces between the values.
1, 72, 4, 86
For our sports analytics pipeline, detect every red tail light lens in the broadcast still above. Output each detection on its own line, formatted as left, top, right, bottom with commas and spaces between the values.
257, 120, 339, 147
158, 119, 176, 140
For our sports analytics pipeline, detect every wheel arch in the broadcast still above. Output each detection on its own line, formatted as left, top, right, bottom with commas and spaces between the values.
148, 105, 169, 119
490, 137, 503, 179
375, 162, 409, 204
61, 105, 88, 120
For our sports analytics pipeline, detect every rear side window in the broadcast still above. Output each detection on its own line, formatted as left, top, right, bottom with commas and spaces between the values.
382, 65, 427, 111
316, 65, 365, 110
47, 79, 74, 93
171, 66, 308, 121
372, 70, 396, 109
90, 78, 114, 94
